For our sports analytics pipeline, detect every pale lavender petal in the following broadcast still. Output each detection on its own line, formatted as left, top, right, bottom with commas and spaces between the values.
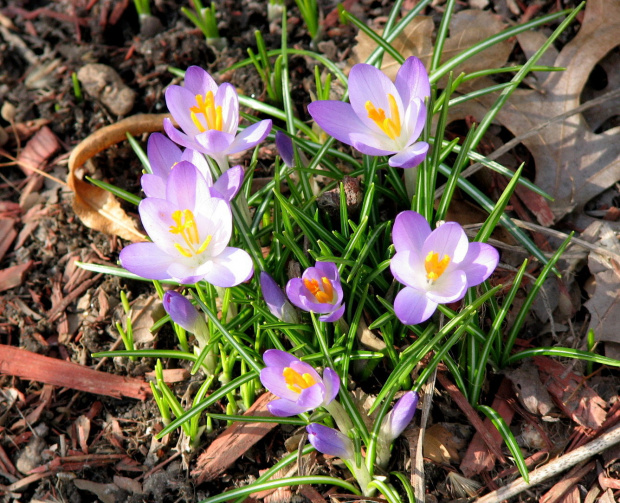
314, 261, 338, 281
120, 242, 174, 280
138, 198, 179, 256
141, 173, 166, 199
227, 120, 273, 155
422, 222, 469, 264
261, 272, 298, 323
194, 197, 232, 258
349, 132, 396, 156
381, 391, 419, 441
286, 278, 339, 315
194, 129, 235, 157
165, 262, 205, 284
321, 368, 341, 404
275, 131, 294, 167
403, 98, 427, 146
183, 66, 218, 95
459, 242, 499, 287
306, 423, 354, 459
392, 211, 431, 253
181, 148, 213, 185
288, 360, 322, 385
395, 57, 430, 104
394, 287, 438, 325
307, 101, 372, 146
320, 303, 345, 322
147, 133, 181, 177
215, 82, 239, 135
163, 291, 207, 334
164, 161, 200, 209
202, 247, 254, 287
263, 349, 300, 368
426, 270, 467, 303
348, 63, 403, 134
165, 85, 203, 137
268, 398, 315, 417
388, 141, 429, 169
390, 250, 427, 291
163, 118, 201, 152
212, 164, 244, 201
296, 384, 327, 409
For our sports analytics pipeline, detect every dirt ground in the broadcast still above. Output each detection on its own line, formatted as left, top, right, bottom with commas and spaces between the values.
0, 0, 619, 502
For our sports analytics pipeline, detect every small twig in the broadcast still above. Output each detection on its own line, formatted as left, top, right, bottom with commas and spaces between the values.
412, 367, 437, 502
476, 424, 620, 503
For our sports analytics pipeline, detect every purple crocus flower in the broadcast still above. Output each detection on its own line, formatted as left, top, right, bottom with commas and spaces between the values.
390, 211, 499, 325
120, 162, 253, 286
163, 66, 272, 167
163, 291, 209, 347
275, 131, 295, 168
380, 391, 419, 441
307, 56, 430, 169
260, 272, 299, 323
260, 349, 340, 417
306, 423, 354, 459
286, 261, 345, 322
141, 133, 244, 202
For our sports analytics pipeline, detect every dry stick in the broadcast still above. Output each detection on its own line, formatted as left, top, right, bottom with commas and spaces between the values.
435, 87, 620, 198
476, 423, 620, 503
412, 367, 437, 502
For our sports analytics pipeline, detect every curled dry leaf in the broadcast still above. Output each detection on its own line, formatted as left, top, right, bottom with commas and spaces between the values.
67, 113, 171, 242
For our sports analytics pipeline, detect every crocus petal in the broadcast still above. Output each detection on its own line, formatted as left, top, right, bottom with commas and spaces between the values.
393, 287, 438, 325
201, 247, 253, 287
392, 211, 432, 253
306, 423, 354, 459
275, 131, 295, 167
212, 164, 244, 201
422, 222, 470, 264
314, 261, 339, 281
319, 304, 345, 322
260, 367, 305, 402
226, 119, 273, 155
460, 242, 500, 287
263, 349, 300, 368
141, 173, 166, 199
394, 57, 430, 105
147, 133, 182, 178
120, 242, 175, 280
164, 160, 205, 209
307, 101, 372, 146
349, 132, 396, 156
403, 98, 427, 146
426, 270, 468, 303
348, 63, 403, 135
216, 83, 240, 135
390, 250, 427, 291
194, 129, 236, 157
268, 398, 317, 417
381, 391, 419, 441
181, 148, 213, 185
183, 66, 218, 96
163, 118, 198, 152
260, 272, 298, 323
166, 85, 204, 137
389, 141, 429, 169
321, 367, 341, 405
286, 278, 336, 314
138, 199, 182, 256
296, 384, 327, 410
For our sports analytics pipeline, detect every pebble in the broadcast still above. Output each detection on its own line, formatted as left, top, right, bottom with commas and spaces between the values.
77, 63, 136, 116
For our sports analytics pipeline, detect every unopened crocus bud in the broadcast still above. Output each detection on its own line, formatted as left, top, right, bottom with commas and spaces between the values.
380, 391, 419, 441
163, 291, 209, 347
260, 272, 299, 323
306, 423, 354, 459
275, 131, 294, 168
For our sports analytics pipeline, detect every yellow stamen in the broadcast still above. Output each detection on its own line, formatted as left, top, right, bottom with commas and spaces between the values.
168, 209, 212, 257
425, 251, 451, 281
283, 367, 317, 394
303, 277, 334, 304
189, 91, 223, 133
365, 93, 401, 140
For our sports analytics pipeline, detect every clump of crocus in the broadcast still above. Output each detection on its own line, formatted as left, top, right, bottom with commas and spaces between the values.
260, 272, 299, 323
308, 56, 430, 169
163, 66, 272, 169
259, 349, 340, 416
141, 133, 244, 202
286, 261, 345, 322
390, 211, 499, 325
376, 391, 419, 468
120, 162, 253, 286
